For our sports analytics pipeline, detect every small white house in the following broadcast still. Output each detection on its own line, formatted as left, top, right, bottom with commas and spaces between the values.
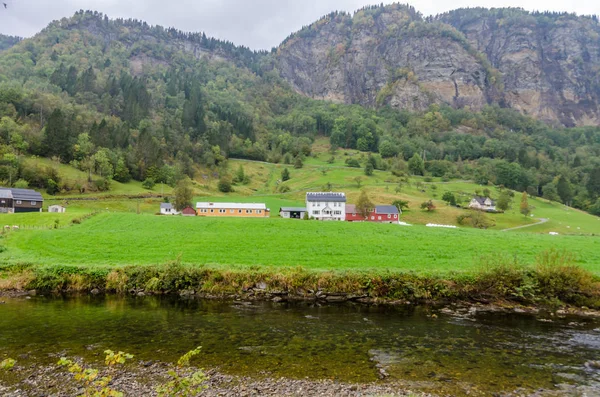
469, 196, 497, 212
48, 205, 66, 213
160, 203, 179, 215
306, 192, 346, 221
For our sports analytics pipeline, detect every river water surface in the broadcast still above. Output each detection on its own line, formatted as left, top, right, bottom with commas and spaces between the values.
1, 296, 600, 396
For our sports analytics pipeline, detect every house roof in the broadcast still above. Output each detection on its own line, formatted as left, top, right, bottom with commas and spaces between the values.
2, 188, 43, 201
306, 192, 346, 202
375, 205, 399, 215
472, 196, 496, 205
196, 202, 268, 210
160, 203, 173, 210
181, 207, 196, 213
280, 207, 307, 212
345, 204, 356, 214
0, 189, 13, 199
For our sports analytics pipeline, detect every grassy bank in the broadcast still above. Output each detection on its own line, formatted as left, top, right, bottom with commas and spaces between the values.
1, 213, 600, 272
1, 256, 599, 309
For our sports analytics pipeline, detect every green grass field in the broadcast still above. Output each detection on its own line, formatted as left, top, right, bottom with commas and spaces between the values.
2, 213, 599, 274
13, 140, 600, 236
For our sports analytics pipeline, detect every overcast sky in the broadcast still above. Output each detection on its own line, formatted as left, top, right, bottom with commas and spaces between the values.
0, 0, 598, 50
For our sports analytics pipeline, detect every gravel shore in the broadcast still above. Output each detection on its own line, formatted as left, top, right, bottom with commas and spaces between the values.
0, 362, 429, 397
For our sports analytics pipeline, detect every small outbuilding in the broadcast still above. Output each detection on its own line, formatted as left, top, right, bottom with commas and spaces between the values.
280, 207, 307, 219
48, 205, 66, 213
181, 207, 196, 217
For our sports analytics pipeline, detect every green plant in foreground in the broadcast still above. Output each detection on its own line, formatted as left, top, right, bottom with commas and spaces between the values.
1, 358, 16, 370
156, 346, 208, 397
58, 349, 133, 397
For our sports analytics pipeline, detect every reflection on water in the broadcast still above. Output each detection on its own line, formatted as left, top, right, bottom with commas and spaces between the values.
1, 296, 599, 395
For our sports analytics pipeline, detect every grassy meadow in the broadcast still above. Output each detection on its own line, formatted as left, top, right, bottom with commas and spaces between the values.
1, 213, 599, 274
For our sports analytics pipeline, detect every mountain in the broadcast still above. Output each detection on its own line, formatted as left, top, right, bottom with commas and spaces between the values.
276, 4, 600, 127
0, 9, 599, 216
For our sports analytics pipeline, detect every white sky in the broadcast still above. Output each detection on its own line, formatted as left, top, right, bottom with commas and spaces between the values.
0, 0, 598, 50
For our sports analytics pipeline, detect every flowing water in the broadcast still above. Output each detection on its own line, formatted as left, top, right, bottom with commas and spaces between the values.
1, 295, 600, 395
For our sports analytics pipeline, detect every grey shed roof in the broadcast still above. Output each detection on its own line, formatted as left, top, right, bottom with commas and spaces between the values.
8, 188, 43, 201
306, 192, 346, 202
160, 203, 173, 210
0, 189, 13, 199
280, 207, 307, 212
375, 205, 399, 215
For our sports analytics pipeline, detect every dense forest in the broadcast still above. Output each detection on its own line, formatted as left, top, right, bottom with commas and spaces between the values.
0, 9, 599, 215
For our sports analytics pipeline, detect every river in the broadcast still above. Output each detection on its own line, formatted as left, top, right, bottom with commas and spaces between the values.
1, 295, 599, 396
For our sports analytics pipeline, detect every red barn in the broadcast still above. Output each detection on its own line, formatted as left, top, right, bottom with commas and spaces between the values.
181, 207, 197, 216
345, 204, 400, 223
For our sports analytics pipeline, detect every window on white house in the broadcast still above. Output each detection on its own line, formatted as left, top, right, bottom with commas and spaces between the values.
313, 210, 320, 215
334, 211, 341, 215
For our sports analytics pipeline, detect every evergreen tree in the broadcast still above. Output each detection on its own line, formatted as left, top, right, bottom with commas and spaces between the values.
587, 167, 600, 199
43, 109, 72, 161
281, 168, 290, 182
65, 66, 78, 95
408, 153, 425, 175
557, 175, 573, 205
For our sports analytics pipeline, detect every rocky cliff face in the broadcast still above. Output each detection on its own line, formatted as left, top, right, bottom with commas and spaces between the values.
439, 9, 600, 126
276, 5, 600, 126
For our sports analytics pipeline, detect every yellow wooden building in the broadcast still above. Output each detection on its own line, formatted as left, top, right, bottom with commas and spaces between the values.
196, 202, 270, 218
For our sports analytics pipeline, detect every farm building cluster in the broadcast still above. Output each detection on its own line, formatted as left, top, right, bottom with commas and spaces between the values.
159, 192, 402, 223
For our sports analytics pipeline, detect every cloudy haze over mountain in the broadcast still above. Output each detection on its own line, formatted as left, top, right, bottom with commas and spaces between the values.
0, 0, 598, 49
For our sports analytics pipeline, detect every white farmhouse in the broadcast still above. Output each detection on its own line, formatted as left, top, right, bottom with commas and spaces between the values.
160, 203, 179, 215
306, 192, 346, 221
469, 196, 497, 212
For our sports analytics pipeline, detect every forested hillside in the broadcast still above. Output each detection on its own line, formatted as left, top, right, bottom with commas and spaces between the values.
0, 34, 21, 52
0, 9, 599, 215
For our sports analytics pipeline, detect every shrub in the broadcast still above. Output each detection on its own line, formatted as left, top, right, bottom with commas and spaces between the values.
142, 177, 156, 190
293, 156, 303, 169
217, 177, 233, 193
420, 200, 435, 211
364, 163, 374, 176
1, 358, 16, 370
345, 158, 360, 168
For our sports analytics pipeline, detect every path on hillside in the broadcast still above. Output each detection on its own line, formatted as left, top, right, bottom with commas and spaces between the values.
502, 218, 549, 232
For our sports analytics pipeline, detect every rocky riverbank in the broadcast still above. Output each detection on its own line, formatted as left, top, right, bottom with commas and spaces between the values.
0, 361, 429, 397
